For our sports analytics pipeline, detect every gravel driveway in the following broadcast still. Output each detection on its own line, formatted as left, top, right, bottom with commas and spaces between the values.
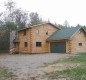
0, 53, 70, 79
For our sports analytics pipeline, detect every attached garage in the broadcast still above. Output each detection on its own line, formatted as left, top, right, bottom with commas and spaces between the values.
50, 42, 66, 53
47, 26, 86, 54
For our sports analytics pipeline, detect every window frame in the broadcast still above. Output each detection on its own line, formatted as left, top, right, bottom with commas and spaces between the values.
36, 42, 42, 47
78, 43, 82, 46
24, 42, 28, 47
79, 30, 82, 34
46, 31, 48, 35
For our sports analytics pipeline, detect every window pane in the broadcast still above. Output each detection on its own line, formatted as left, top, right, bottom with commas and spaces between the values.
36, 42, 42, 47
46, 31, 48, 35
78, 43, 82, 46
24, 42, 28, 47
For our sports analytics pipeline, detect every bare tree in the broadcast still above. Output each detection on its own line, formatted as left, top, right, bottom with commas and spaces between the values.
13, 9, 29, 29
64, 20, 70, 28
1, 0, 44, 30
3, 0, 29, 29
29, 12, 43, 26
0, 13, 3, 26
4, 0, 16, 21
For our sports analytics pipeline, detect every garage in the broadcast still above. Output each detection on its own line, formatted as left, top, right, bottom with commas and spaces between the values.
50, 42, 66, 53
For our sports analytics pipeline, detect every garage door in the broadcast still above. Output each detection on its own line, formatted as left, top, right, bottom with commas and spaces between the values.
50, 42, 66, 53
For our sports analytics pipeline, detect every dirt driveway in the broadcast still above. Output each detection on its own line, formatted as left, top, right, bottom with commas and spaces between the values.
0, 53, 70, 79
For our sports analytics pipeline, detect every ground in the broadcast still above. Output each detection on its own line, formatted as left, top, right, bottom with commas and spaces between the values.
0, 53, 70, 80
42, 53, 86, 80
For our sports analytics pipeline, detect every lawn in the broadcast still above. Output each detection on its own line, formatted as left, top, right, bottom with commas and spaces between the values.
0, 67, 17, 80
48, 53, 86, 80
0, 53, 86, 80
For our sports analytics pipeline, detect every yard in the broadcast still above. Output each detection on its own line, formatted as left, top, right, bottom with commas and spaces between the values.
0, 67, 17, 80
0, 53, 69, 80
42, 53, 86, 80
0, 53, 86, 80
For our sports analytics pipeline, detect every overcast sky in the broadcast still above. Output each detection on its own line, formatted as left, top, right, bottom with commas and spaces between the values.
0, 0, 86, 26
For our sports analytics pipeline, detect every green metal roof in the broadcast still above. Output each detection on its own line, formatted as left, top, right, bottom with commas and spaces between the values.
47, 26, 81, 41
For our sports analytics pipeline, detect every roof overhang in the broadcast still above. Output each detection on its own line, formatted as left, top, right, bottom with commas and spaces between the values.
46, 39, 69, 42
18, 22, 60, 32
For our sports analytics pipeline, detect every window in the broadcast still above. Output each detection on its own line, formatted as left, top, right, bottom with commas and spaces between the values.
78, 43, 82, 46
46, 31, 48, 35
36, 42, 42, 47
36, 29, 39, 34
79, 30, 81, 34
24, 30, 26, 35
24, 42, 28, 47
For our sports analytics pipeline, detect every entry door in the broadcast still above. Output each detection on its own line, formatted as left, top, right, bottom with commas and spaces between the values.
50, 42, 66, 53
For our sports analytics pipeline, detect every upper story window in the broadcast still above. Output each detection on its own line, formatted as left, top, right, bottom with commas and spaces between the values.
36, 29, 39, 34
78, 43, 82, 46
46, 31, 48, 35
79, 30, 82, 34
23, 30, 26, 35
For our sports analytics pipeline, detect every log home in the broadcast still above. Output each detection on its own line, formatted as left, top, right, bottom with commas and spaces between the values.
14, 23, 86, 54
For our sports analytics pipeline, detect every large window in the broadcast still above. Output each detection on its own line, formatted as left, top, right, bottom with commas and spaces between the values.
24, 42, 28, 47
36, 42, 42, 47
23, 30, 26, 35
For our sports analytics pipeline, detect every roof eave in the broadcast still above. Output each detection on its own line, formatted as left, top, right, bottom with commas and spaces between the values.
46, 38, 70, 41
18, 22, 60, 32
70, 27, 86, 39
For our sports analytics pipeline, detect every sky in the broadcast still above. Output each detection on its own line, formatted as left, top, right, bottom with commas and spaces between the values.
0, 0, 86, 26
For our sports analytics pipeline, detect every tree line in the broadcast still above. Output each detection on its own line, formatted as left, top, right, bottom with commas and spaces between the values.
0, 0, 45, 31
0, 0, 86, 31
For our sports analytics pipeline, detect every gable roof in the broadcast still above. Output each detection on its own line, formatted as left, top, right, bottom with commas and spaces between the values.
47, 26, 85, 41
83, 27, 86, 32
18, 22, 60, 32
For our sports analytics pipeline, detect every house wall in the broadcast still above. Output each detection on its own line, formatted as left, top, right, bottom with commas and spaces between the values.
18, 24, 58, 53
71, 29, 86, 54
31, 24, 58, 53
66, 40, 72, 54
61, 29, 86, 54
18, 29, 31, 53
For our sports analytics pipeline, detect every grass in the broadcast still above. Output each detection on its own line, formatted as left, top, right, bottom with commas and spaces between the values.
0, 67, 17, 80
50, 66, 86, 80
48, 53, 86, 80
64, 53, 86, 63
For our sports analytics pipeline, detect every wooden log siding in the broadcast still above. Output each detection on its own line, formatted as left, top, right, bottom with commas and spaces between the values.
68, 40, 72, 53
30, 28, 32, 53
17, 23, 58, 53
16, 23, 86, 54
71, 30, 86, 53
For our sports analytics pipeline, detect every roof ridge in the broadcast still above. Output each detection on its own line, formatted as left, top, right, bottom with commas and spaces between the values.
18, 22, 60, 31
